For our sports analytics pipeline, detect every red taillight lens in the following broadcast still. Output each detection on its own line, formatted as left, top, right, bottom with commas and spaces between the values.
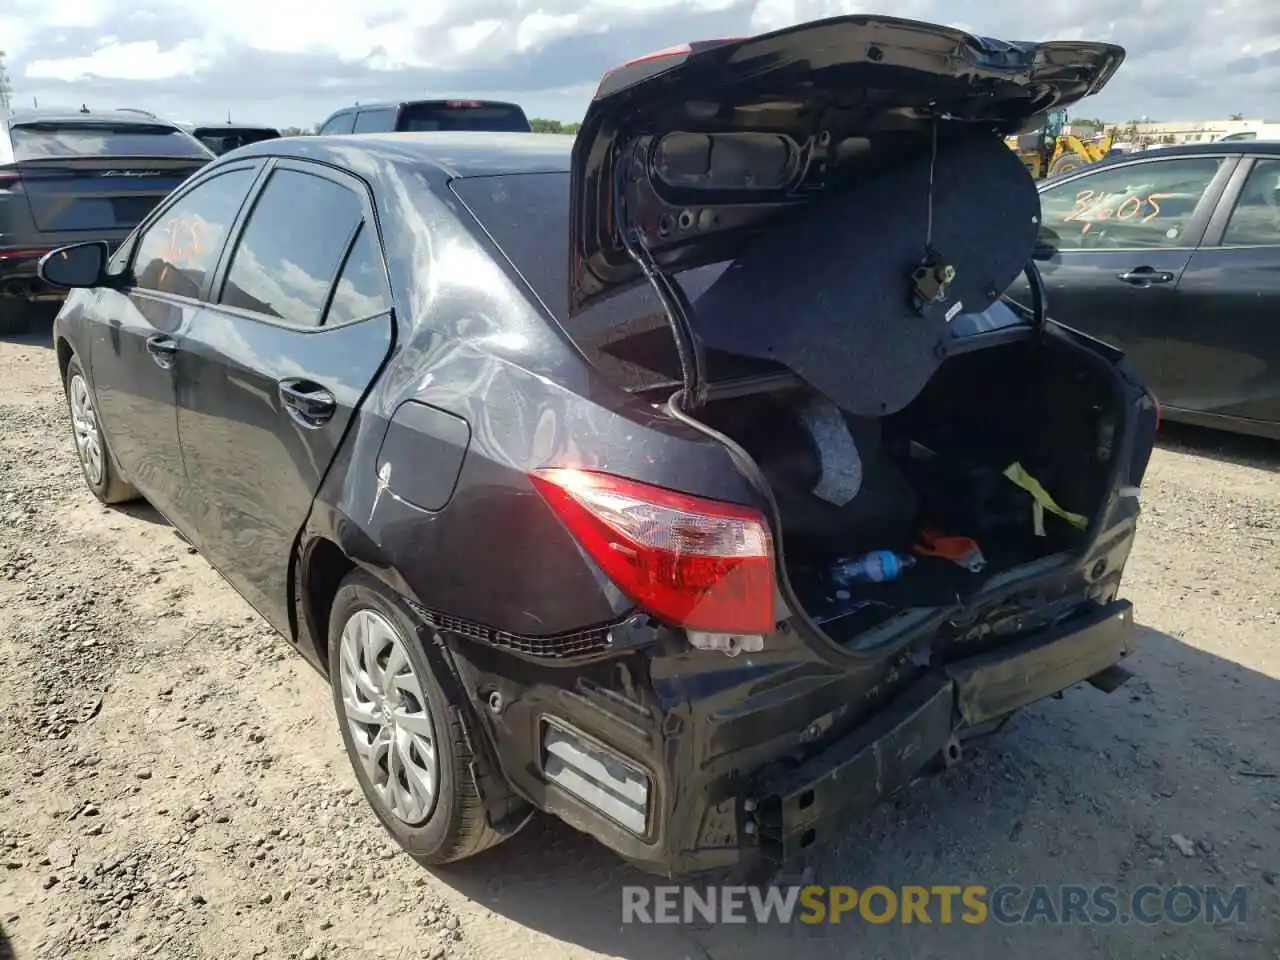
0, 170, 21, 188
530, 469, 775, 634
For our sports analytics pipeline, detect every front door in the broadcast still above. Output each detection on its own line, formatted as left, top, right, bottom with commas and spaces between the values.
1010, 154, 1237, 398
1167, 156, 1280, 425
87, 165, 260, 521
174, 161, 394, 632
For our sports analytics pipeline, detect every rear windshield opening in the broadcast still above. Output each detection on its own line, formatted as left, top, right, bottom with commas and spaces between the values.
451, 171, 1032, 394
194, 128, 280, 154
450, 171, 741, 392
400, 103, 531, 133
9, 123, 210, 160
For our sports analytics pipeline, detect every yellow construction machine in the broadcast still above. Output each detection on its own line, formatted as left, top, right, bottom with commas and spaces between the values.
1006, 109, 1116, 180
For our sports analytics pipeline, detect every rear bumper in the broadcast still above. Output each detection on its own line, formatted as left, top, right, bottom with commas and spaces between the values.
756, 600, 1135, 861
453, 596, 1137, 877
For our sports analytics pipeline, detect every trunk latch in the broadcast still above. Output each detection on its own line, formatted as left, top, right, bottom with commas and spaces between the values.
910, 247, 957, 314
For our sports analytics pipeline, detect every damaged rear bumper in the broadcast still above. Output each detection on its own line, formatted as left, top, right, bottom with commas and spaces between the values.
451, 598, 1137, 877
755, 600, 1135, 861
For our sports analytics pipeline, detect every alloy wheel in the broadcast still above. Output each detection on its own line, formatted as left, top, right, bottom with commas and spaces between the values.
68, 374, 104, 487
338, 608, 439, 824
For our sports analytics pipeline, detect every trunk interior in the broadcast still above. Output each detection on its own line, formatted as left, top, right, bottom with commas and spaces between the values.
690, 333, 1121, 647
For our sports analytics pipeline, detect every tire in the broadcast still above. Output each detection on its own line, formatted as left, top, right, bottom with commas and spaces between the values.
328, 569, 507, 864
1049, 154, 1085, 177
63, 356, 140, 504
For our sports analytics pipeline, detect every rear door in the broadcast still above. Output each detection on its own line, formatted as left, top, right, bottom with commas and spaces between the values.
86, 163, 262, 522
1163, 155, 1280, 426
7, 119, 211, 240
1011, 154, 1237, 392
175, 160, 394, 632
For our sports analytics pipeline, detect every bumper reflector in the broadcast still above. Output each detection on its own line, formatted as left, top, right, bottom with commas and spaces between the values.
542, 720, 650, 836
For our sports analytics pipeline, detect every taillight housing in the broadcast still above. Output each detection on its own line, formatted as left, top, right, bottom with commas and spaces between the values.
529, 468, 775, 635
0, 170, 21, 189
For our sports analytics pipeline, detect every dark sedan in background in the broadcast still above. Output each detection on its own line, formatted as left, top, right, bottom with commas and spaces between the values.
0, 108, 212, 329
183, 121, 282, 156
1011, 141, 1280, 439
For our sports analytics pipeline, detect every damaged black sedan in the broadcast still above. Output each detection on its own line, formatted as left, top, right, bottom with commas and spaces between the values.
41, 15, 1156, 878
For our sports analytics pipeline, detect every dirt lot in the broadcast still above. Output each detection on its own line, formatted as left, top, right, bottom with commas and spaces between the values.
0, 327, 1277, 960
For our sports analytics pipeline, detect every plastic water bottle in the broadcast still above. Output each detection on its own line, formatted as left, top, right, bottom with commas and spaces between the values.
831, 550, 917, 584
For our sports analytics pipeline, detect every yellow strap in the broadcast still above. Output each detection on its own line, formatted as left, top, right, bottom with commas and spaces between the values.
1003, 462, 1088, 530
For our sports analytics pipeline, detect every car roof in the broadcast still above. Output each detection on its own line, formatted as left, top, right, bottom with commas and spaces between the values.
2, 107, 184, 126
231, 130, 571, 179
1041, 139, 1280, 186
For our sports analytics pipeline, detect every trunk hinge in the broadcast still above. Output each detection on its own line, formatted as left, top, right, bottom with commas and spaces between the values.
614, 161, 710, 409
1021, 257, 1051, 337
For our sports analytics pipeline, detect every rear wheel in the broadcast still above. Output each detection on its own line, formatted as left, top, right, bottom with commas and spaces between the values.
328, 569, 508, 864
64, 356, 139, 504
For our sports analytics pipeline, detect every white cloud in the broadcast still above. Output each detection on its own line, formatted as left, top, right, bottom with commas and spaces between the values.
2, 0, 1276, 125
26, 39, 221, 82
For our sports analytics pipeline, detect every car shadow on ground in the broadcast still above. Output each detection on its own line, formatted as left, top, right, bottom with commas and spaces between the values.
0, 920, 13, 960
115, 501, 173, 528
1156, 421, 1279, 470
431, 625, 1279, 960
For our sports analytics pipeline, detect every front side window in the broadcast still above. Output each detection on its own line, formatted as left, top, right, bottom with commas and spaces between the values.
218, 168, 363, 326
1037, 157, 1226, 250
1221, 159, 1280, 246
132, 168, 256, 298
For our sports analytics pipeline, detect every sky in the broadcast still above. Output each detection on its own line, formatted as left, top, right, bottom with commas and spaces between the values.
1, 0, 1277, 129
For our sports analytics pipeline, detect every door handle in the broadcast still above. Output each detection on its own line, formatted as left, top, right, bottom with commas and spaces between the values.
278, 379, 336, 427
1116, 267, 1175, 285
145, 335, 178, 368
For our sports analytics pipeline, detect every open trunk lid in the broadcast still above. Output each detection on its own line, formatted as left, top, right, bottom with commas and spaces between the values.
7, 119, 212, 232
567, 16, 1124, 416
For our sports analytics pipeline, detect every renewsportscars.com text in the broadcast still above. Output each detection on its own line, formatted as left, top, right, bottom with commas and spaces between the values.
621, 884, 1249, 926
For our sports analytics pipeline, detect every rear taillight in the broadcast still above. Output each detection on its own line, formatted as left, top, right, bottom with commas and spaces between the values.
595, 38, 744, 96
530, 468, 774, 634
0, 170, 21, 189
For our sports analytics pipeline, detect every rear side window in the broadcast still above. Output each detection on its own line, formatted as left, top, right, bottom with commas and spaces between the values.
317, 112, 355, 135
400, 102, 530, 132
353, 109, 395, 133
9, 122, 209, 160
219, 168, 364, 326
133, 168, 257, 298
326, 225, 391, 324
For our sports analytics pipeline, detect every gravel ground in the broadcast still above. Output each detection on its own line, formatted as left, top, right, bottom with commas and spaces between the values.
0, 327, 1277, 960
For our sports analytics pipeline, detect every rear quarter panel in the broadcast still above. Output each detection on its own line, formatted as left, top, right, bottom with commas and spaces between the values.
301, 160, 761, 640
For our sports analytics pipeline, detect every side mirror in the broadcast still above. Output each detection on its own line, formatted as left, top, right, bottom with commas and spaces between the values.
38, 241, 112, 289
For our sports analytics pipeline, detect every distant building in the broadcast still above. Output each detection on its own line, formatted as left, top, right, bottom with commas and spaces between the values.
1103, 118, 1278, 145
